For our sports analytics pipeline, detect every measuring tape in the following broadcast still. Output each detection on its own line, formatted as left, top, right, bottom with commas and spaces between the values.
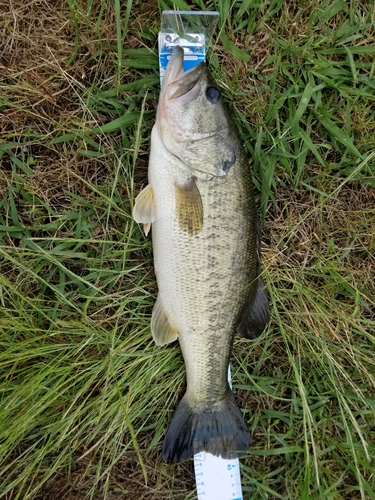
158, 10, 220, 82
194, 451, 243, 500
193, 365, 243, 500
158, 11, 244, 500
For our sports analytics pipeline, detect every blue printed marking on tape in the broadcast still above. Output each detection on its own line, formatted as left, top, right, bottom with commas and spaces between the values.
158, 32, 206, 83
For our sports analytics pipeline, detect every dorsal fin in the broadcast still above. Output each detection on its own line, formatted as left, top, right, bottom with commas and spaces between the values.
237, 276, 270, 339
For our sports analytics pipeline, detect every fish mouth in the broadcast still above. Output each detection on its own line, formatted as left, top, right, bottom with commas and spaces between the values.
163, 47, 205, 100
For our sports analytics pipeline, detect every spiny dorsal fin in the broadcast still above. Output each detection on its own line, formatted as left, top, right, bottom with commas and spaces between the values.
175, 177, 203, 236
133, 184, 156, 236
151, 295, 179, 346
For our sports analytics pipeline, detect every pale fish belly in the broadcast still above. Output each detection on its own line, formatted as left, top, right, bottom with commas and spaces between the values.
132, 46, 271, 461
139, 124, 268, 462
149, 125, 258, 404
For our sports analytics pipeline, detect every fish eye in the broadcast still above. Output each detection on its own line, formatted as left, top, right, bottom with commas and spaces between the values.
206, 86, 220, 104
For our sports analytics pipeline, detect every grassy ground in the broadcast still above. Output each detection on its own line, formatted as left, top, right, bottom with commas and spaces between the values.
1, 0, 375, 498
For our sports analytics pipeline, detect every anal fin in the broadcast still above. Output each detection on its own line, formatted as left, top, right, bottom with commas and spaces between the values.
151, 295, 179, 346
237, 276, 270, 339
133, 184, 156, 236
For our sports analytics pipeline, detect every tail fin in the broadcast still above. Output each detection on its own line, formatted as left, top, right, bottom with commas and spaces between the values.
162, 391, 250, 463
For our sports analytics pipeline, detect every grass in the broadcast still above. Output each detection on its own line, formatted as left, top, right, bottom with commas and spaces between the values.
0, 0, 375, 498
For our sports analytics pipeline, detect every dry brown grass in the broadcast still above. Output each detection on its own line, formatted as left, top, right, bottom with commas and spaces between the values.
1, 1, 375, 499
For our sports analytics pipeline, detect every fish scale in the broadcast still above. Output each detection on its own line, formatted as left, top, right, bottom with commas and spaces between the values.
133, 46, 269, 463
177, 173, 256, 404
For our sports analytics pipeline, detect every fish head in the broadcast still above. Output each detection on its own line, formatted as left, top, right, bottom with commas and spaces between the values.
157, 47, 240, 180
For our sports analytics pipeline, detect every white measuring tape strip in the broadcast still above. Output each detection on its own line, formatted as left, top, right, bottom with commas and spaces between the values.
158, 11, 244, 500
194, 366, 243, 500
194, 367, 243, 500
194, 452, 243, 500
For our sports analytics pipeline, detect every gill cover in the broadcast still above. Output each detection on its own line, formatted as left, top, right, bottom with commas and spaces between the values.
157, 47, 240, 180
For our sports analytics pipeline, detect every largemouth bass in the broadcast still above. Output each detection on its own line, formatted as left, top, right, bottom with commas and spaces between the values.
133, 47, 269, 463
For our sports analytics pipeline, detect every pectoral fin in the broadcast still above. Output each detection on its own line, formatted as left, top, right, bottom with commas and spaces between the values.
133, 184, 156, 236
151, 295, 179, 346
237, 276, 270, 339
175, 178, 203, 236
